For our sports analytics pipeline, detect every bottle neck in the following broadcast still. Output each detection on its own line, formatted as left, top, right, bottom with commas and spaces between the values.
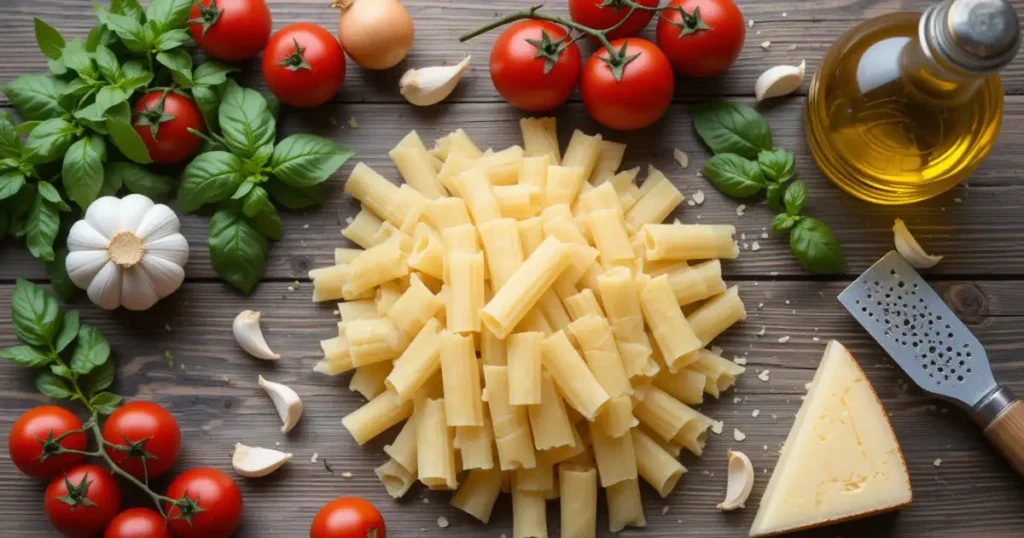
900, 34, 986, 107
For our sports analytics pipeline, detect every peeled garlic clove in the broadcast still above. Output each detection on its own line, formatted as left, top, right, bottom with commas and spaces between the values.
717, 450, 754, 511
399, 56, 471, 107
233, 310, 280, 360
754, 60, 806, 103
893, 218, 943, 269
259, 375, 303, 433
232, 443, 293, 478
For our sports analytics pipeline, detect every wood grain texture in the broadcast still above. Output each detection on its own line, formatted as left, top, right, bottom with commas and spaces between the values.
2, 280, 1024, 537
984, 400, 1024, 479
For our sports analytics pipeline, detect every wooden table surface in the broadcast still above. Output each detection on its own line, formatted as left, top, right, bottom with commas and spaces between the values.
3, 0, 1024, 536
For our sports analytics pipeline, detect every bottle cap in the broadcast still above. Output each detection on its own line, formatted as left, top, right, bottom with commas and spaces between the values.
924, 0, 1021, 73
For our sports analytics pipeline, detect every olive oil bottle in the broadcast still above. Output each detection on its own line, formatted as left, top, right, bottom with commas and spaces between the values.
805, 0, 1020, 204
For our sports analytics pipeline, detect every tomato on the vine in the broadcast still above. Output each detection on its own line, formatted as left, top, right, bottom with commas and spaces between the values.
45, 463, 121, 538
262, 23, 347, 108
132, 91, 205, 165
490, 20, 582, 112
568, 0, 659, 39
656, 0, 746, 77
101, 401, 181, 480
189, 0, 273, 63
311, 497, 385, 538
165, 467, 243, 538
9, 406, 87, 480
580, 38, 675, 130
103, 508, 174, 538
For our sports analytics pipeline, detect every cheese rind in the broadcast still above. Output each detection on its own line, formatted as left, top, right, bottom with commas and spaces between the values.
749, 340, 911, 537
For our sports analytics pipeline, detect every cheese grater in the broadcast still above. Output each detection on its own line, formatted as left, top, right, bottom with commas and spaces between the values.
838, 251, 1024, 477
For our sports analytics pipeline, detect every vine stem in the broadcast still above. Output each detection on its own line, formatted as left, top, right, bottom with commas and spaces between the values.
459, 5, 616, 55
85, 416, 177, 518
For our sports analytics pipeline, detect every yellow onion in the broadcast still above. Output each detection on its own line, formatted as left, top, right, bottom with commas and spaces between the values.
334, 0, 414, 70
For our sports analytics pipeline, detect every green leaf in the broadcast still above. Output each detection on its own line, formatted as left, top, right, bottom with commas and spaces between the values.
106, 119, 152, 164
790, 217, 846, 274
219, 83, 276, 159
94, 45, 121, 82
61, 39, 95, 78
49, 58, 68, 76
14, 121, 42, 135
24, 118, 79, 165
80, 356, 114, 394
119, 72, 154, 92
71, 324, 111, 375
156, 49, 193, 88
107, 161, 175, 199
766, 183, 783, 213
37, 181, 72, 212
784, 179, 808, 216
104, 101, 132, 124
86, 23, 117, 52
3, 75, 67, 121
690, 102, 773, 159
271, 134, 353, 188
90, 392, 123, 415
34, 18, 66, 60
177, 152, 246, 212
50, 364, 73, 379
47, 247, 78, 301
248, 144, 273, 169
191, 85, 220, 132
242, 186, 282, 240
105, 14, 148, 53
95, 86, 129, 115
231, 181, 255, 200
35, 372, 72, 399
55, 310, 80, 353
0, 171, 26, 201
12, 278, 62, 348
24, 193, 60, 261
63, 136, 106, 209
0, 345, 53, 368
153, 28, 191, 51
265, 178, 323, 209
0, 117, 22, 159
208, 207, 268, 294
110, 0, 145, 21
701, 154, 766, 198
193, 61, 238, 87
771, 213, 796, 232
758, 149, 796, 184
147, 0, 194, 32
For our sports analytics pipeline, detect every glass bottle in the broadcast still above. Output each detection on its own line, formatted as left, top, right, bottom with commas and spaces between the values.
805, 0, 1020, 205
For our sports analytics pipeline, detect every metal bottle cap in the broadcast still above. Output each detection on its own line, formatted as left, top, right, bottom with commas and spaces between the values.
922, 0, 1021, 73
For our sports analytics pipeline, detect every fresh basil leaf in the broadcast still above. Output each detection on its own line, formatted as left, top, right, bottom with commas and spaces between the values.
71, 324, 111, 375
110, 0, 145, 21
104, 101, 132, 124
156, 49, 194, 88
0, 119, 21, 159
12, 278, 62, 347
95, 86, 129, 115
784, 179, 807, 216
758, 148, 796, 183
50, 364, 73, 379
0, 345, 52, 368
231, 181, 255, 200
790, 217, 846, 274
90, 392, 123, 414
24, 118, 79, 165
0, 171, 25, 201
702, 153, 766, 198
105, 14, 148, 53
118, 72, 154, 93
771, 213, 796, 232
86, 23, 117, 52
120, 60, 148, 80
63, 136, 106, 209
147, 0, 194, 32
46, 247, 77, 301
154, 28, 191, 51
177, 151, 246, 212
271, 134, 353, 188
690, 102, 773, 159
37, 181, 71, 212
61, 39, 95, 78
98, 162, 122, 196
265, 178, 323, 209
80, 357, 114, 395
35, 372, 72, 399
25, 192, 60, 261
243, 187, 282, 240
190, 85, 220, 132
73, 103, 109, 134
48, 58, 68, 76
193, 61, 237, 87
766, 183, 783, 213
34, 18, 66, 60
102, 161, 173, 200
245, 144, 274, 173
219, 84, 276, 159
55, 310, 80, 352
241, 184, 271, 218
106, 118, 152, 164
14, 121, 42, 135
2, 75, 67, 121
209, 207, 268, 294
94, 45, 120, 82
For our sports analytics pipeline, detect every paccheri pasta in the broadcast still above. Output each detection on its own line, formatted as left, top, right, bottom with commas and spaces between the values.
312, 121, 748, 535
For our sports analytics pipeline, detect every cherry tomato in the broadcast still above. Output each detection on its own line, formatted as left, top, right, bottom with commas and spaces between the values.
580, 38, 675, 130
190, 0, 273, 62
45, 463, 121, 538
568, 0, 659, 39
9, 406, 87, 480
656, 0, 746, 77
165, 467, 243, 538
262, 23, 346, 108
490, 20, 582, 112
101, 401, 181, 480
132, 91, 205, 165
103, 508, 174, 538
310, 497, 385, 538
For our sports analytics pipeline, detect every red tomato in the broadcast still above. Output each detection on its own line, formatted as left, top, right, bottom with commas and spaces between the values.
133, 91, 205, 165
656, 0, 746, 77
490, 20, 582, 112
310, 497, 385, 538
101, 401, 181, 480
568, 0, 659, 39
165, 468, 243, 538
45, 463, 121, 538
190, 0, 273, 62
103, 508, 174, 538
262, 23, 346, 108
580, 38, 675, 130
9, 406, 87, 480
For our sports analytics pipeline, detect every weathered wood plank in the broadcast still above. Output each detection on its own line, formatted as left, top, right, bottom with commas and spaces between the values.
1, 280, 1023, 537
3, 98, 1023, 283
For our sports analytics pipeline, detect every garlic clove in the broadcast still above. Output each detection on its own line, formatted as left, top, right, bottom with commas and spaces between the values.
120, 265, 160, 312
754, 60, 806, 103
66, 249, 110, 289
232, 443, 293, 478
717, 450, 755, 511
119, 194, 155, 234
140, 254, 186, 299
234, 310, 280, 360
399, 56, 471, 107
67, 220, 110, 251
135, 204, 182, 243
87, 262, 123, 311
258, 375, 303, 433
893, 218, 943, 269
143, 234, 190, 268
85, 197, 124, 240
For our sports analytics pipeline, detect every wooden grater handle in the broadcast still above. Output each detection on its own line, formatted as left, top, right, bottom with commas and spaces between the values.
983, 399, 1024, 478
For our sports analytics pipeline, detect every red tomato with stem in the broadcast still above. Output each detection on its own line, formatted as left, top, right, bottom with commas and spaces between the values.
262, 23, 346, 108
656, 0, 746, 77
165, 467, 243, 538
568, 0, 659, 39
580, 38, 675, 130
9, 406, 87, 480
102, 401, 181, 480
489, 20, 582, 112
45, 463, 121, 538
103, 508, 174, 538
189, 0, 273, 62
133, 91, 205, 165
310, 497, 386, 538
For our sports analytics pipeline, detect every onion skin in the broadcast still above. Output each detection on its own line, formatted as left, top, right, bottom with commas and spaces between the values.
337, 0, 415, 70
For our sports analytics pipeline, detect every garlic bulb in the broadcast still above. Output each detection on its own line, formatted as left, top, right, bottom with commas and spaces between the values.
399, 56, 471, 107
66, 195, 189, 311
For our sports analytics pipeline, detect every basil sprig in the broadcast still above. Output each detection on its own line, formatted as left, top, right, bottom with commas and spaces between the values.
690, 102, 846, 274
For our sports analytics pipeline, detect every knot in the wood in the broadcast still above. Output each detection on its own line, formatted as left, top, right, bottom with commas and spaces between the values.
943, 283, 987, 324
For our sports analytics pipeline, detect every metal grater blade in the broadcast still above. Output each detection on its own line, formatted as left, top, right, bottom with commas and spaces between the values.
838, 251, 997, 409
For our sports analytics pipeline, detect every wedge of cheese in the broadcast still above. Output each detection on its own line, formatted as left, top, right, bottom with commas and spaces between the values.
749, 340, 911, 537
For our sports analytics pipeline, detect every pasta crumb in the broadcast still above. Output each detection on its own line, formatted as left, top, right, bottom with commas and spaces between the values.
692, 190, 705, 205
711, 420, 724, 434
734, 428, 746, 441
752, 409, 760, 417
933, 458, 942, 467
437, 517, 449, 528
777, 335, 791, 343
758, 370, 771, 382
760, 41, 771, 50
736, 204, 747, 216
673, 148, 689, 169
